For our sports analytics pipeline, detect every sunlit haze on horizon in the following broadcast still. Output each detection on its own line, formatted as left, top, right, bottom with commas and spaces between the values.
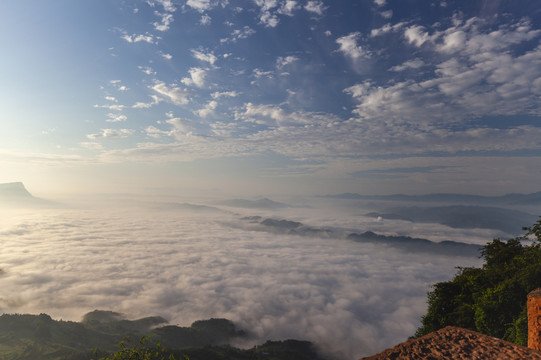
1, 1, 541, 197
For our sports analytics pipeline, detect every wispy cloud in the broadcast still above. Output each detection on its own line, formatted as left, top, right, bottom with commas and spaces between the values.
106, 113, 128, 122
151, 81, 190, 105
121, 33, 156, 44
87, 128, 134, 139
191, 49, 217, 65
220, 26, 256, 43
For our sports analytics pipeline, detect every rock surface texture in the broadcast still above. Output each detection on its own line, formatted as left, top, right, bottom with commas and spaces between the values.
529, 288, 541, 351
361, 326, 541, 360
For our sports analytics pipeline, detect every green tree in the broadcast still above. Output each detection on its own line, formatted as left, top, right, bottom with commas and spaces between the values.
96, 337, 187, 360
415, 217, 541, 345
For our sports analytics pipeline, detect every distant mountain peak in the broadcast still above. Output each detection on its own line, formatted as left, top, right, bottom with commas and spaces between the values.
0, 182, 33, 198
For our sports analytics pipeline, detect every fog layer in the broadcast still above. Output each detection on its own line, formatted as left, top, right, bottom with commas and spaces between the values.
0, 205, 482, 359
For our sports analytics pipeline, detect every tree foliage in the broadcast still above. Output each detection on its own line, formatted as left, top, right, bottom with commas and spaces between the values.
415, 217, 541, 345
95, 337, 183, 360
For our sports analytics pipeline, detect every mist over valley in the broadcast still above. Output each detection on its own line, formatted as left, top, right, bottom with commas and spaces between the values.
3, 184, 539, 358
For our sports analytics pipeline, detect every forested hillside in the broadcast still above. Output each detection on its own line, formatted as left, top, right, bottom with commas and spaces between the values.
415, 217, 541, 345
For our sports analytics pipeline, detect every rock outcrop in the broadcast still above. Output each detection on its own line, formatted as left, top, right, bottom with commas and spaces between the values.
361, 326, 541, 359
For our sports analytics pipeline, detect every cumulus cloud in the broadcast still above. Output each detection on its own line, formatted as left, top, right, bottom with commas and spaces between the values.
336, 32, 370, 60
153, 11, 174, 31
181, 67, 207, 88
186, 0, 212, 12
277, 0, 300, 16
151, 81, 190, 105
159, 51, 173, 60
304, 0, 326, 16
404, 25, 430, 47
194, 100, 218, 118
346, 17, 541, 125
253, 0, 305, 27
0, 206, 483, 359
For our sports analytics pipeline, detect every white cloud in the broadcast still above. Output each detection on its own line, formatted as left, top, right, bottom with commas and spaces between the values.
194, 100, 218, 118
186, 0, 212, 12
344, 17, 541, 127
138, 66, 156, 75
380, 9, 392, 19
221, 26, 256, 43
109, 80, 129, 92
336, 32, 370, 59
277, 0, 300, 16
147, 0, 176, 12
159, 51, 173, 60
259, 11, 280, 27
390, 58, 425, 71
151, 81, 190, 105
133, 95, 161, 109
404, 25, 430, 47
165, 117, 199, 137
191, 49, 217, 65
181, 67, 207, 88
200, 14, 211, 25
211, 91, 241, 99
121, 33, 156, 44
86, 128, 134, 139
253, 0, 303, 27
276, 55, 299, 69
153, 11, 174, 31
145, 125, 171, 138
252, 68, 273, 79
105, 96, 117, 102
304, 0, 326, 15
106, 113, 128, 122
93, 104, 126, 111
370, 22, 406, 37
373, 0, 386, 6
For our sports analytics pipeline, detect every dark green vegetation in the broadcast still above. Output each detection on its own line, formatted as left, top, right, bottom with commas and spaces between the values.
0, 311, 326, 360
96, 337, 322, 360
415, 217, 541, 345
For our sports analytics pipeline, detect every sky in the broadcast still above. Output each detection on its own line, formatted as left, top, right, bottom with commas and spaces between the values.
1, 0, 541, 197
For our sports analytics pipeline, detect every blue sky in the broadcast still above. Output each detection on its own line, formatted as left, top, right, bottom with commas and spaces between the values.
1, 0, 541, 197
